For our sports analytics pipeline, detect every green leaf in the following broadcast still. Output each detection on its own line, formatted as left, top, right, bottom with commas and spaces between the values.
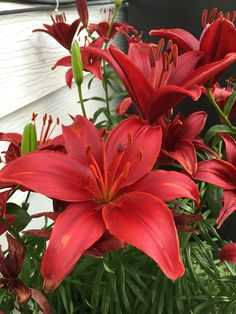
103, 262, 115, 273
6, 202, 31, 231
224, 90, 236, 117
205, 125, 234, 143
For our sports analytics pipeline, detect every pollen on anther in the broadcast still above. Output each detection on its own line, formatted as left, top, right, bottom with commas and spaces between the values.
201, 9, 208, 28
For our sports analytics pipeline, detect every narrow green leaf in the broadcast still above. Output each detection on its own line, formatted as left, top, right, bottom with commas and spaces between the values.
205, 125, 234, 142
224, 90, 236, 116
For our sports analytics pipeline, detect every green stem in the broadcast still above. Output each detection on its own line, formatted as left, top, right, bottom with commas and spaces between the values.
77, 84, 87, 118
22, 191, 31, 210
103, 62, 112, 127
0, 216, 22, 242
206, 88, 236, 133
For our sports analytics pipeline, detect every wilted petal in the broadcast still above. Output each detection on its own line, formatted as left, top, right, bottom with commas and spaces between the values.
150, 28, 199, 51
220, 243, 236, 263
6, 234, 24, 277
76, 0, 89, 26
22, 229, 51, 239
124, 170, 199, 205
194, 159, 236, 190
0, 151, 97, 202
103, 191, 185, 280
105, 117, 162, 187
216, 190, 236, 228
14, 279, 31, 304
41, 202, 105, 292
30, 288, 51, 314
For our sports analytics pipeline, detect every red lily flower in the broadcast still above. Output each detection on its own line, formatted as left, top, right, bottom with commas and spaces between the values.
0, 234, 50, 313
76, 0, 89, 26
194, 133, 236, 227
159, 111, 216, 175
150, 8, 236, 85
89, 8, 138, 42
85, 42, 236, 123
207, 80, 236, 120
52, 37, 104, 88
220, 243, 236, 263
0, 116, 200, 291
33, 13, 82, 51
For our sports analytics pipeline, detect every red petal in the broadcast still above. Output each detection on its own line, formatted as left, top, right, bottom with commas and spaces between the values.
219, 133, 236, 168
220, 243, 236, 263
124, 170, 199, 206
168, 51, 203, 85
105, 117, 162, 187
65, 68, 73, 88
116, 97, 133, 115
41, 202, 105, 292
150, 28, 199, 51
62, 115, 104, 170
194, 159, 236, 190
200, 18, 236, 64
216, 190, 236, 228
176, 111, 207, 140
181, 52, 236, 87
162, 139, 198, 175
147, 85, 201, 123
51, 56, 71, 70
0, 151, 97, 202
102, 191, 184, 280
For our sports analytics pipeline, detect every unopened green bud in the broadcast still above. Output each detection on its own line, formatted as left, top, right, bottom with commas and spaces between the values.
21, 123, 38, 155
71, 40, 83, 86
114, 0, 122, 7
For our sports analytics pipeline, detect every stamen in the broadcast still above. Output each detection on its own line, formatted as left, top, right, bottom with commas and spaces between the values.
108, 162, 131, 201
225, 11, 230, 21
167, 39, 173, 51
229, 11, 235, 22
42, 115, 53, 144
208, 7, 218, 23
201, 9, 208, 28
162, 52, 170, 72
172, 44, 178, 67
217, 11, 223, 19
156, 39, 164, 60
149, 46, 156, 68
39, 114, 47, 144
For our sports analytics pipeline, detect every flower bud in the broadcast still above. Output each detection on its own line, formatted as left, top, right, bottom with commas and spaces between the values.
114, 0, 123, 7
21, 123, 38, 155
76, 0, 89, 26
71, 40, 84, 86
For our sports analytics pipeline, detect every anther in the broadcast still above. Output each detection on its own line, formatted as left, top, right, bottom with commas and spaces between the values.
201, 9, 208, 28
156, 38, 164, 60
149, 46, 156, 68
172, 44, 178, 67
127, 133, 133, 145
208, 7, 218, 24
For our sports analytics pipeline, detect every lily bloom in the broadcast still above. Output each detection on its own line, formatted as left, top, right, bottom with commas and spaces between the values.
0, 234, 50, 313
220, 243, 236, 263
0, 116, 200, 291
159, 111, 215, 175
89, 8, 138, 42
150, 8, 236, 85
194, 133, 236, 228
84, 42, 236, 123
33, 13, 82, 51
207, 81, 236, 120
